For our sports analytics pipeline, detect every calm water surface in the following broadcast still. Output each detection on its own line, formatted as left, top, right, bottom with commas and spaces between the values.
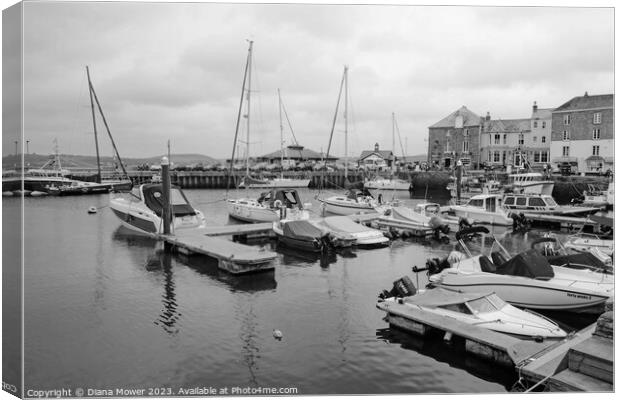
13, 188, 596, 395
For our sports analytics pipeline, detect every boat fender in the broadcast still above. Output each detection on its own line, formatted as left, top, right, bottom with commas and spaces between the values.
377, 193, 383, 204
274, 199, 283, 209
428, 215, 444, 230
383, 209, 392, 216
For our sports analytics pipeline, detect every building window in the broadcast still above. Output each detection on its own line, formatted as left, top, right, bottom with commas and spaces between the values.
593, 128, 601, 140
494, 134, 500, 145
563, 115, 571, 125
493, 151, 500, 163
541, 136, 546, 143
541, 151, 549, 162
487, 151, 491, 162
533, 136, 537, 143
562, 130, 570, 141
593, 112, 602, 124
464, 129, 469, 137
503, 134, 507, 144
542, 121, 546, 129
534, 152, 540, 162
533, 121, 538, 128
462, 140, 469, 152
562, 146, 570, 157
518, 133, 524, 145
593, 145, 600, 156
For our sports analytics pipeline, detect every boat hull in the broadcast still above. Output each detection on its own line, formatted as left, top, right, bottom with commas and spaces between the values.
449, 206, 513, 226
322, 198, 379, 216
239, 178, 310, 189
227, 200, 280, 223
364, 179, 411, 191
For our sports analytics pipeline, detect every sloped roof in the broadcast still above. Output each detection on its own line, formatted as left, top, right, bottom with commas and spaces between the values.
554, 94, 613, 112
484, 118, 531, 133
359, 150, 393, 160
532, 108, 553, 119
429, 106, 482, 128
258, 146, 337, 160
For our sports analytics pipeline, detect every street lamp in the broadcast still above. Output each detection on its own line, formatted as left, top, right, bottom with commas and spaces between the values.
26, 140, 30, 154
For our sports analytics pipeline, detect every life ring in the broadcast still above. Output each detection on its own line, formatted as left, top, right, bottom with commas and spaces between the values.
274, 200, 283, 208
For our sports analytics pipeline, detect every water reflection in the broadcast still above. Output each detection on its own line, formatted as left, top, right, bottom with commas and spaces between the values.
177, 253, 277, 293
276, 243, 339, 268
375, 327, 517, 391
147, 249, 181, 336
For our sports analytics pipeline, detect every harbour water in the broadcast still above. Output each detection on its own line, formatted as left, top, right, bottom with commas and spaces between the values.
11, 188, 598, 394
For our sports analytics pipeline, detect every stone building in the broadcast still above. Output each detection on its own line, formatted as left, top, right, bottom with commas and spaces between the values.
550, 93, 614, 173
529, 102, 553, 165
480, 117, 531, 167
427, 106, 483, 168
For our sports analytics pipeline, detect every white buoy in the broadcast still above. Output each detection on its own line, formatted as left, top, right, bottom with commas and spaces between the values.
87, 206, 98, 214
273, 329, 283, 341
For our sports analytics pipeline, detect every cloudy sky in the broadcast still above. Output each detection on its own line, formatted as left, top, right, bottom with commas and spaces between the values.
4, 1, 615, 160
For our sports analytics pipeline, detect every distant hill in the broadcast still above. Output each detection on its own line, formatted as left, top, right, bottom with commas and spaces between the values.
3, 153, 219, 170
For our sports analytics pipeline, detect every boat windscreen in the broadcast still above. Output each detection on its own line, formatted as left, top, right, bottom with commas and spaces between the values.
467, 297, 497, 314
142, 185, 196, 217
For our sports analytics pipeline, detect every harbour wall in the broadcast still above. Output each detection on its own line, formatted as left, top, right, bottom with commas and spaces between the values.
69, 170, 612, 204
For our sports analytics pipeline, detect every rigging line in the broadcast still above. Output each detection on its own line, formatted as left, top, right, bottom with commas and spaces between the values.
394, 115, 406, 159
226, 41, 252, 197
322, 66, 347, 194
279, 94, 304, 160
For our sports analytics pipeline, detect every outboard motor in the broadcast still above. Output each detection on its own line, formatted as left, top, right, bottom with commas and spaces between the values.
511, 213, 531, 232
378, 276, 417, 300
426, 257, 450, 276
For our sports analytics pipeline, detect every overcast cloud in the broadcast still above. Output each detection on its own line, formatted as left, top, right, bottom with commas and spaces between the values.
6, 2, 614, 160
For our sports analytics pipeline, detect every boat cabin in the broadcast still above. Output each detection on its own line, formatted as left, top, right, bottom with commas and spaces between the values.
257, 189, 304, 209
509, 172, 546, 184
464, 194, 504, 213
503, 194, 558, 210
414, 203, 441, 216
133, 184, 197, 217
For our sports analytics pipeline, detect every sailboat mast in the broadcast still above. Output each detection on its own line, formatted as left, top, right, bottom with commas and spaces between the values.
392, 112, 396, 174
86, 66, 102, 183
88, 74, 129, 178
278, 88, 284, 180
245, 40, 253, 179
344, 66, 348, 179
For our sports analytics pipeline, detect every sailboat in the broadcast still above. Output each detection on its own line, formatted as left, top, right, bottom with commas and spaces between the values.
320, 66, 387, 215
238, 89, 310, 189
227, 41, 309, 223
83, 66, 133, 192
364, 113, 411, 191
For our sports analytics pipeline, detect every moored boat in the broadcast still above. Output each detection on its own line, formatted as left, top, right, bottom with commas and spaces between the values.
311, 215, 389, 247
508, 172, 554, 196
377, 277, 566, 340
448, 194, 513, 226
503, 193, 601, 216
427, 227, 614, 314
322, 189, 387, 216
228, 188, 309, 223
272, 219, 331, 252
109, 183, 206, 235
531, 236, 612, 274
364, 177, 411, 191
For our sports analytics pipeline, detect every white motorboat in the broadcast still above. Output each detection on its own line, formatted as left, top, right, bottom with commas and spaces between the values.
447, 175, 503, 201
377, 278, 566, 340
364, 177, 411, 191
228, 188, 310, 223
503, 193, 600, 216
509, 172, 554, 196
531, 236, 612, 273
109, 184, 206, 236
238, 176, 310, 189
322, 189, 388, 216
564, 214, 613, 257
427, 227, 614, 314
448, 194, 513, 226
311, 215, 389, 247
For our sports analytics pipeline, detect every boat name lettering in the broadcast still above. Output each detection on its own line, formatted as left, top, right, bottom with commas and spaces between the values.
567, 293, 591, 300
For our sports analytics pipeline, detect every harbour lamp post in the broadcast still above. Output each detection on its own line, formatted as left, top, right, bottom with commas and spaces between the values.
26, 140, 30, 154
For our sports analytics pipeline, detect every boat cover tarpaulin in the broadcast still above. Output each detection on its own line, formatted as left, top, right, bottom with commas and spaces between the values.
496, 249, 554, 279
404, 288, 492, 307
323, 216, 371, 233
142, 184, 196, 217
547, 252, 607, 270
282, 220, 325, 240
589, 214, 614, 228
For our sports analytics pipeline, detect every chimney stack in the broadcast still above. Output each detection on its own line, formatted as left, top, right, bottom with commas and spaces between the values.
584, 91, 589, 97
374, 142, 379, 151
533, 101, 538, 112
485, 112, 491, 121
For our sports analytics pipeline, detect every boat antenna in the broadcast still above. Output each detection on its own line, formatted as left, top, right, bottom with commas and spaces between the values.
86, 66, 102, 183
226, 40, 252, 195
87, 68, 129, 179
278, 88, 284, 180
322, 65, 347, 192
